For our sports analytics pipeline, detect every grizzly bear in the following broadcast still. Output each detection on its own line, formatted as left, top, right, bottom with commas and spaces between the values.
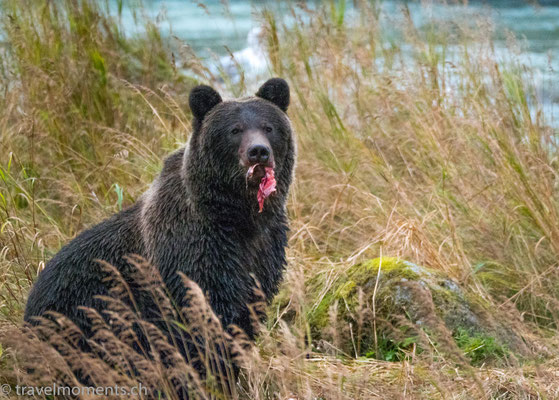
24, 78, 295, 365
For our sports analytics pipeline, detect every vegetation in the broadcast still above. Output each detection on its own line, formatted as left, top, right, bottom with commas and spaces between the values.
1, 0, 559, 398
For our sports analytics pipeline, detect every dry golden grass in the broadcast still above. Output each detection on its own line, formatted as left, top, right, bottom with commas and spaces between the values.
1, 0, 559, 398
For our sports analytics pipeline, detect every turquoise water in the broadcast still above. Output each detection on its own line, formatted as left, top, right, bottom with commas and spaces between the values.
117, 1, 559, 60
113, 0, 276, 56
115, 1, 559, 120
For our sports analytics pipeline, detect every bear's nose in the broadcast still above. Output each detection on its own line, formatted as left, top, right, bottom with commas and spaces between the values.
247, 144, 270, 164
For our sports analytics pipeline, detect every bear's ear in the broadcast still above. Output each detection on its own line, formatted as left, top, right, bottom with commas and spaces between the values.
256, 78, 290, 112
189, 85, 223, 123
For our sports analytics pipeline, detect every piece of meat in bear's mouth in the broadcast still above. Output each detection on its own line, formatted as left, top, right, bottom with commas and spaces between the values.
246, 164, 277, 212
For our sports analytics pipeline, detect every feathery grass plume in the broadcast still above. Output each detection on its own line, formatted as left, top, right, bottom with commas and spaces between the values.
2, 257, 262, 399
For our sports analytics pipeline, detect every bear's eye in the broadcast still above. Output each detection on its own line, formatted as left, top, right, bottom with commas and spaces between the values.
264, 126, 273, 133
231, 128, 241, 135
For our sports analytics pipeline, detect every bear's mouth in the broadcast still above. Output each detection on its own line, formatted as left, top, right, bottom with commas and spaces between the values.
246, 164, 267, 184
246, 164, 277, 212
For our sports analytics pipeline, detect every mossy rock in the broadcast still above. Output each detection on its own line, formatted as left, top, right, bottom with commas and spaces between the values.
300, 257, 530, 364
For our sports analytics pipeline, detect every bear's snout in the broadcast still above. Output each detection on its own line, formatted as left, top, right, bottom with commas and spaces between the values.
240, 129, 275, 170
247, 144, 270, 164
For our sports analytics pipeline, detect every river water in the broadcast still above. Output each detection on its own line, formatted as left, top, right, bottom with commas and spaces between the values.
114, 0, 559, 123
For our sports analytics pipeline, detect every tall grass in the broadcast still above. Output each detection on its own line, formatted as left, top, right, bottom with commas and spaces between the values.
0, 0, 194, 319
1, 0, 559, 398
267, 2, 559, 328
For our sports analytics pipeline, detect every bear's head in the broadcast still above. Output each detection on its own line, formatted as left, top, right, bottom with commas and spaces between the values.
185, 78, 295, 218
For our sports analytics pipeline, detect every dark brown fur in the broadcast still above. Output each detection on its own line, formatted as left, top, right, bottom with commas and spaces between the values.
24, 79, 295, 391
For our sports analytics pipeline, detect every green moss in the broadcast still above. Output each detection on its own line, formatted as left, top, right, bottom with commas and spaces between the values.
350, 257, 424, 283
308, 257, 421, 331
277, 257, 518, 365
309, 292, 336, 330
335, 280, 356, 298
362, 333, 419, 362
453, 328, 510, 365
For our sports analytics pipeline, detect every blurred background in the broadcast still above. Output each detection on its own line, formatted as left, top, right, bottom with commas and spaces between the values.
113, 0, 559, 123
